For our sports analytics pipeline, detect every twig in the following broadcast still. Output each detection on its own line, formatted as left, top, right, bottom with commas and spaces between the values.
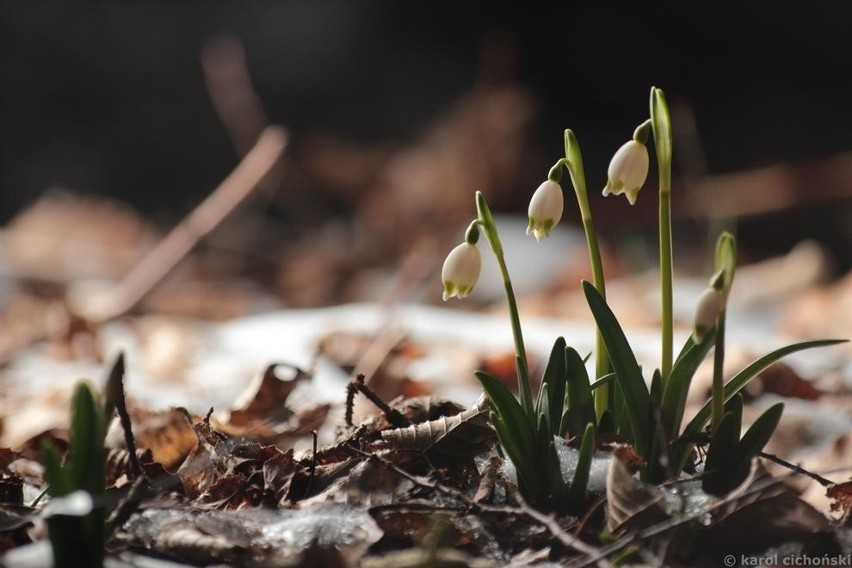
758, 451, 834, 487
108, 353, 142, 478
72, 126, 288, 323
201, 33, 269, 157
345, 444, 610, 565
348, 374, 410, 428
105, 474, 148, 537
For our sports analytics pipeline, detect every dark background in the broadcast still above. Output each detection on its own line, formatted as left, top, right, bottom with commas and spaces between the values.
2, 2, 852, 267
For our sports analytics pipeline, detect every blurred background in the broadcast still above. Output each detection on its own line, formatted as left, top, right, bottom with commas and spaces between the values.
1, 2, 852, 319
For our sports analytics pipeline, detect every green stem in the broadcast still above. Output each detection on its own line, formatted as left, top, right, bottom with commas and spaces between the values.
711, 310, 726, 431
560, 131, 609, 416
475, 192, 533, 417
659, 190, 673, 381
651, 87, 674, 383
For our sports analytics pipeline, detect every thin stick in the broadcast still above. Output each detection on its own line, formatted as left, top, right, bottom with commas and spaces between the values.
108, 353, 142, 478
350, 374, 410, 428
346, 444, 610, 564
75, 126, 288, 323
758, 451, 834, 487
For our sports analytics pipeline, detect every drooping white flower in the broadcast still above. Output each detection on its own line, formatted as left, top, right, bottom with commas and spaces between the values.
441, 242, 481, 301
602, 140, 649, 205
526, 180, 564, 242
693, 287, 722, 340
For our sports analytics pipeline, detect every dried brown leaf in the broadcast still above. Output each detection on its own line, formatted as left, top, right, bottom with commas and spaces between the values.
127, 408, 199, 470
827, 481, 852, 525
606, 447, 667, 533
226, 363, 309, 427
380, 395, 494, 457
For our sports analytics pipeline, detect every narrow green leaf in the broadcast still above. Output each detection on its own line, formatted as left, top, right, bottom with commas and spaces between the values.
596, 409, 615, 437
535, 381, 549, 426
647, 369, 667, 483
582, 281, 651, 462
547, 439, 566, 505
492, 414, 540, 501
69, 383, 101, 494
565, 347, 595, 439
731, 402, 784, 486
612, 380, 630, 438
537, 392, 552, 442
673, 333, 697, 366
725, 394, 744, 438
566, 423, 595, 512
589, 373, 615, 391
542, 338, 568, 432
661, 329, 716, 440
41, 441, 72, 497
649, 369, 663, 406
702, 410, 739, 495
675, 339, 846, 471
476, 371, 535, 456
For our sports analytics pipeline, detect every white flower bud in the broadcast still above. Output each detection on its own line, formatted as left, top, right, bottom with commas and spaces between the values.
526, 180, 564, 242
693, 287, 722, 340
602, 140, 649, 205
441, 242, 481, 301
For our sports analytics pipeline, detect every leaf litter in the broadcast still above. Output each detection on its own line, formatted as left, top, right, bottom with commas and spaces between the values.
0, 185, 851, 565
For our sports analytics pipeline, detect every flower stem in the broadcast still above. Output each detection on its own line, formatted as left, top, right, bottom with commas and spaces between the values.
560, 130, 609, 418
475, 192, 533, 417
651, 87, 674, 383
711, 310, 726, 431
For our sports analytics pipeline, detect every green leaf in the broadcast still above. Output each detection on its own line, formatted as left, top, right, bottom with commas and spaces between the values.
41, 440, 72, 497
702, 410, 740, 495
596, 409, 615, 436
646, 369, 666, 482
649, 369, 663, 407
582, 281, 651, 463
725, 394, 744, 437
69, 383, 102, 495
491, 413, 537, 496
536, 390, 552, 443
566, 423, 595, 512
589, 373, 615, 391
535, 381, 549, 430
542, 337, 568, 433
661, 329, 716, 440
675, 339, 846, 471
547, 439, 566, 506
564, 347, 595, 439
612, 380, 630, 439
476, 371, 535, 459
731, 402, 783, 487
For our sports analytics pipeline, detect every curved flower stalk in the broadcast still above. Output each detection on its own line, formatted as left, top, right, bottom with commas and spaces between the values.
440, 201, 532, 415
442, 194, 599, 511
532, 130, 611, 419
